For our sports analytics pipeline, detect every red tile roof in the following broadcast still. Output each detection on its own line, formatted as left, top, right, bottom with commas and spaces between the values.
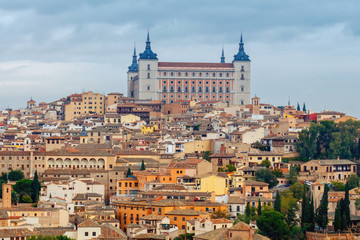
158, 62, 234, 69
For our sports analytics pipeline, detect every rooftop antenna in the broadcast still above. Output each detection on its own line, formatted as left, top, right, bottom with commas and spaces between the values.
288, 96, 290, 106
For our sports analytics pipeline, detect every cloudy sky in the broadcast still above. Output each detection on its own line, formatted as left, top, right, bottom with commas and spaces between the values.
0, 0, 359, 117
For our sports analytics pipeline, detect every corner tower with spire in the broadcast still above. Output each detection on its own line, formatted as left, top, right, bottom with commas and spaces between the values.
232, 34, 251, 105
127, 45, 139, 98
137, 31, 159, 100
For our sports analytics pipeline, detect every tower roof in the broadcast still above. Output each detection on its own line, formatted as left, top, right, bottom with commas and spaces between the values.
128, 45, 139, 72
233, 34, 250, 61
139, 31, 158, 60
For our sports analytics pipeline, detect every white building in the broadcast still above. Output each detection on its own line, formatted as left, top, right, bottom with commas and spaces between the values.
41, 178, 105, 204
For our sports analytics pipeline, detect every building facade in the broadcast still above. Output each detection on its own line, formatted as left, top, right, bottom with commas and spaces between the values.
127, 33, 251, 105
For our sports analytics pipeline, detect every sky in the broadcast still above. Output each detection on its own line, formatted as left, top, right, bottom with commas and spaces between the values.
0, 0, 359, 117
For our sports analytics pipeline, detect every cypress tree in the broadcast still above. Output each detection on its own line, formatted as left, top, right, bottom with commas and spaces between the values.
257, 199, 262, 216
31, 170, 40, 203
315, 184, 329, 230
140, 160, 146, 171
245, 202, 251, 219
340, 198, 347, 231
126, 167, 132, 177
274, 191, 281, 212
308, 195, 315, 231
334, 200, 341, 232
344, 182, 351, 229
301, 186, 308, 227
302, 102, 307, 112
297, 103, 300, 111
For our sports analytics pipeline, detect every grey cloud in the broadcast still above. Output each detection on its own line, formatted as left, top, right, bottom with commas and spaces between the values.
0, 0, 359, 117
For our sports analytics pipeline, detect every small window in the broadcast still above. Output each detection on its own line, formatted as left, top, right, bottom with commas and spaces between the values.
147, 64, 150, 70
147, 73, 150, 78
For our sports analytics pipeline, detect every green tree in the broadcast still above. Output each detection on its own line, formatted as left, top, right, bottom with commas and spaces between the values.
333, 200, 341, 232
140, 160, 146, 171
21, 194, 33, 203
280, 191, 299, 228
31, 170, 41, 203
315, 184, 329, 230
289, 182, 304, 200
302, 103, 306, 112
257, 209, 289, 240
13, 179, 33, 196
297, 103, 300, 111
331, 181, 345, 191
1, 170, 24, 181
126, 167, 132, 177
226, 164, 236, 172
346, 174, 359, 190
272, 168, 283, 178
255, 168, 278, 188
257, 199, 262, 216
11, 190, 19, 205
260, 159, 271, 168
274, 191, 281, 212
233, 213, 249, 225
245, 202, 251, 220
343, 182, 351, 229
308, 195, 315, 231
296, 123, 319, 160
301, 187, 308, 228
287, 166, 299, 185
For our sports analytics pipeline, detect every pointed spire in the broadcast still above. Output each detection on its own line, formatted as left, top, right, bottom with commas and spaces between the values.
139, 31, 158, 60
233, 33, 250, 61
128, 44, 139, 72
146, 30, 151, 49
220, 47, 225, 63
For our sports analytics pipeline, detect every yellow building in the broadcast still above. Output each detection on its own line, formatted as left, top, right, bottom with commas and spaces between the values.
194, 172, 229, 197
183, 140, 213, 154
247, 152, 282, 167
64, 91, 105, 121
141, 124, 159, 135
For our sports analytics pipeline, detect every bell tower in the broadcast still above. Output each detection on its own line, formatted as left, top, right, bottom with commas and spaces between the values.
2, 183, 12, 208
233, 34, 251, 106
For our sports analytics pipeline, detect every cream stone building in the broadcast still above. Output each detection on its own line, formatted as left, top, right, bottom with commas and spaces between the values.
128, 33, 251, 105
299, 159, 357, 183
64, 91, 105, 121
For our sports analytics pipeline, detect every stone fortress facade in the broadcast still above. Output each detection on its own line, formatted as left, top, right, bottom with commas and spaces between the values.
127, 33, 251, 105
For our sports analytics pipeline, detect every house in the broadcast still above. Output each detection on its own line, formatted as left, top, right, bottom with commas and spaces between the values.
194, 218, 233, 235
299, 159, 357, 183
210, 153, 237, 172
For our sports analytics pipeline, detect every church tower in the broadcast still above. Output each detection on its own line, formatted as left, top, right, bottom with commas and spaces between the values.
252, 95, 260, 114
2, 183, 12, 208
137, 32, 159, 100
233, 34, 251, 105
127, 46, 138, 98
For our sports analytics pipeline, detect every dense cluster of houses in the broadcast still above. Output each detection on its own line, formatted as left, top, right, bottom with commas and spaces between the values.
0, 92, 358, 239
